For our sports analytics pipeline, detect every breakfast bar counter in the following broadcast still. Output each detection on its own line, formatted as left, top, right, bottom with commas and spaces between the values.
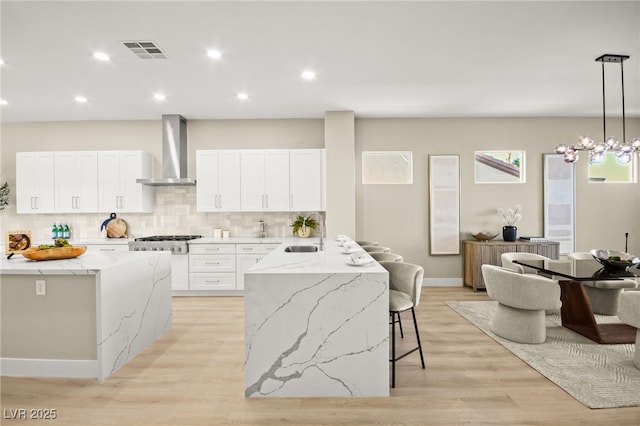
0, 251, 172, 381
244, 239, 389, 397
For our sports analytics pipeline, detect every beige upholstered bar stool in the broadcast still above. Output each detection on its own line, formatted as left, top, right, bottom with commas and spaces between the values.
362, 245, 391, 253
379, 261, 425, 388
567, 252, 637, 315
370, 252, 404, 263
356, 240, 379, 246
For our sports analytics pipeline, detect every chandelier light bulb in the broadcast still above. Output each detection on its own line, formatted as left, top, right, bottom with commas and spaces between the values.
564, 152, 578, 163
554, 144, 567, 154
578, 136, 594, 149
604, 136, 619, 149
589, 151, 605, 164
615, 151, 632, 164
631, 138, 640, 150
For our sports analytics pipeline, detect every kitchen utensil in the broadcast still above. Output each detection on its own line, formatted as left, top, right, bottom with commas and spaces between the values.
100, 213, 117, 233
106, 218, 128, 238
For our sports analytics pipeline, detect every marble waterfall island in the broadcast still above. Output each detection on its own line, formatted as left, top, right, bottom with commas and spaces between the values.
0, 251, 172, 381
244, 240, 389, 397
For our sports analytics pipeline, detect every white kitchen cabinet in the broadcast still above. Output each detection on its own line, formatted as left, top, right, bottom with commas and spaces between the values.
241, 150, 290, 211
54, 151, 98, 213
289, 149, 324, 211
98, 151, 153, 213
189, 244, 237, 291
196, 150, 241, 212
236, 243, 279, 290
16, 152, 55, 214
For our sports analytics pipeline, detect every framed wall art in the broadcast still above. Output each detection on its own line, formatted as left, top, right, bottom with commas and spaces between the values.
429, 155, 460, 255
543, 154, 575, 255
474, 150, 525, 183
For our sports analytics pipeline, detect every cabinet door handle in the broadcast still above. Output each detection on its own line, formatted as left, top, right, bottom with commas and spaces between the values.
33, 196, 38, 210
205, 262, 220, 265
217, 195, 222, 209
290, 194, 293, 209
205, 280, 221, 283
205, 248, 220, 251
265, 194, 269, 209
30, 197, 35, 210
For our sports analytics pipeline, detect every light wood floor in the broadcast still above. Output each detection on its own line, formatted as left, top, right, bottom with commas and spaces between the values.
2, 287, 639, 425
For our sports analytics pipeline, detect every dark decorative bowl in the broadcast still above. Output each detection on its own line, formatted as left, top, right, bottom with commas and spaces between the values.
590, 249, 640, 271
471, 231, 499, 241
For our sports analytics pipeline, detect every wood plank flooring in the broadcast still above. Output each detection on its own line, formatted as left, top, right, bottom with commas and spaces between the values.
2, 287, 639, 425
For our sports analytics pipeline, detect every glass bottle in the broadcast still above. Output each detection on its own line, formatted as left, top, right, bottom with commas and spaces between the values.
51, 223, 58, 240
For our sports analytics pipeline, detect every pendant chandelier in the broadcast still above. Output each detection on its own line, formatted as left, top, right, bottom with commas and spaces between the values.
555, 54, 640, 164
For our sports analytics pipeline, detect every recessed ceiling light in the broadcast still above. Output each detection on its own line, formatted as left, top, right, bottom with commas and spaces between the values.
154, 93, 166, 101
74, 96, 88, 103
301, 70, 316, 80
237, 92, 249, 101
0, 99, 7, 106
207, 50, 222, 59
93, 52, 110, 61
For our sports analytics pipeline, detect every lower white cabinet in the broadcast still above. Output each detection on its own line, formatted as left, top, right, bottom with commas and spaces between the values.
236, 244, 279, 290
189, 244, 237, 291
187, 243, 279, 293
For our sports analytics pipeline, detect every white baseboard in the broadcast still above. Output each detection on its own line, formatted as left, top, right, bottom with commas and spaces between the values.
0, 357, 98, 379
422, 278, 463, 287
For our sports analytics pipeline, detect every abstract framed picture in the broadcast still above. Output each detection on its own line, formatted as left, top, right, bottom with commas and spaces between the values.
429, 155, 460, 255
474, 150, 525, 183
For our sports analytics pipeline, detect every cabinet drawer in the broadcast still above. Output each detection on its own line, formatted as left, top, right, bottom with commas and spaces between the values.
190, 273, 236, 290
189, 244, 236, 255
261, 244, 280, 254
87, 244, 130, 252
236, 244, 261, 254
189, 254, 236, 272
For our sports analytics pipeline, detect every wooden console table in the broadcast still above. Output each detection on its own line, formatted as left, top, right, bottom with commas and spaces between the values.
462, 240, 560, 291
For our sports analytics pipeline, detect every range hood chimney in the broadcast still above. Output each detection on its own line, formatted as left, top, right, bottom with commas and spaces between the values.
137, 114, 196, 186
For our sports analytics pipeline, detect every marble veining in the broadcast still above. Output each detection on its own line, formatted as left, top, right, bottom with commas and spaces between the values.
245, 240, 389, 397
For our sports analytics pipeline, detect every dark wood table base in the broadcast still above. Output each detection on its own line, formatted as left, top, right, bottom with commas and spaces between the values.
559, 280, 636, 344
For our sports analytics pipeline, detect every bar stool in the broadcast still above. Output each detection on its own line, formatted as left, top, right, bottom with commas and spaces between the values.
369, 252, 404, 263
362, 245, 391, 253
379, 261, 425, 388
356, 240, 379, 246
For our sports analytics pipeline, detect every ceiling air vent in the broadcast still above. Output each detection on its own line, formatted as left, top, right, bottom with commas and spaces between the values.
122, 41, 167, 59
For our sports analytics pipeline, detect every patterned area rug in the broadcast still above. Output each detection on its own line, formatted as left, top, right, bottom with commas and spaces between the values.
446, 301, 640, 409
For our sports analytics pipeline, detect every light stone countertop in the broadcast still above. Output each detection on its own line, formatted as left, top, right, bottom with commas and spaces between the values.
0, 250, 166, 275
246, 238, 386, 274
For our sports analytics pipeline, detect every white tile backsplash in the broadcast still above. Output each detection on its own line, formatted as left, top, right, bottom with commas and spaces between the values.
1, 186, 321, 242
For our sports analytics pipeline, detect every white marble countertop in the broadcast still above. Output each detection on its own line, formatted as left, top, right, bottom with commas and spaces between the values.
247, 238, 386, 274
0, 251, 165, 275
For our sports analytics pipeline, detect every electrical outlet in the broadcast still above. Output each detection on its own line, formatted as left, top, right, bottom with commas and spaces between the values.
35, 280, 46, 296
225, 219, 231, 227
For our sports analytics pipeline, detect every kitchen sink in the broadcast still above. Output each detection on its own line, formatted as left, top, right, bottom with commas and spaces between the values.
284, 245, 318, 253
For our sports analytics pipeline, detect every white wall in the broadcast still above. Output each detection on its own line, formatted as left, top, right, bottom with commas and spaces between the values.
2, 116, 639, 281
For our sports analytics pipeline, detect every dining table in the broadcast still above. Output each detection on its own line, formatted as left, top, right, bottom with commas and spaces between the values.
513, 258, 639, 345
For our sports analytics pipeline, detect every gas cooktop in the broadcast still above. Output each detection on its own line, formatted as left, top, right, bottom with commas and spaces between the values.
134, 235, 202, 242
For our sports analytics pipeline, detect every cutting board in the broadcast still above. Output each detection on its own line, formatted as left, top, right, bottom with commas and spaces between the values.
106, 218, 128, 238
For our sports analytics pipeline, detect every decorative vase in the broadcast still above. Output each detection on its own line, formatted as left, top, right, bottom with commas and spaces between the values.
502, 225, 517, 242
297, 227, 312, 238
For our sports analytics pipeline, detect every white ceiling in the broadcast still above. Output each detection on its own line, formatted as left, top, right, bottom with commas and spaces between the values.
1, 1, 639, 123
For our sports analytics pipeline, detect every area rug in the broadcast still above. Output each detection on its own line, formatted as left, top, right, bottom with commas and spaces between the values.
446, 301, 640, 409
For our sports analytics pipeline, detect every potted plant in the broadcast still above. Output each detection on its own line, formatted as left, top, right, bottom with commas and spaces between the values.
290, 215, 318, 238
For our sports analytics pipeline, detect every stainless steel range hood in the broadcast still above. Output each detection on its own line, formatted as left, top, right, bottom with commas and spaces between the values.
137, 114, 196, 186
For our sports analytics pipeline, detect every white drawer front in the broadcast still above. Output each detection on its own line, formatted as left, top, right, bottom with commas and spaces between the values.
189, 244, 236, 255
88, 244, 130, 252
190, 273, 236, 290
189, 255, 236, 272
236, 244, 261, 253
261, 244, 280, 254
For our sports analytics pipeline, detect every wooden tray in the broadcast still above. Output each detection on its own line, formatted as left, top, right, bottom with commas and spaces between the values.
22, 246, 87, 261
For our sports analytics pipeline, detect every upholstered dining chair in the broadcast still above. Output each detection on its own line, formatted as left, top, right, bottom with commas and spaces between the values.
481, 264, 562, 344
362, 245, 391, 253
379, 261, 425, 388
618, 291, 640, 369
356, 240, 379, 247
501, 252, 551, 274
369, 252, 404, 263
567, 252, 638, 315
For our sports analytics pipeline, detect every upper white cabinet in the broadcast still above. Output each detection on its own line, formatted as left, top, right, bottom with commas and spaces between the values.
16, 152, 55, 213
54, 151, 98, 213
98, 151, 154, 213
241, 150, 290, 211
196, 150, 241, 212
289, 149, 324, 212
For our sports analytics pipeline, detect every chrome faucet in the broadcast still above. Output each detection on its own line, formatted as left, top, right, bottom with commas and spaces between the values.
308, 212, 325, 251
